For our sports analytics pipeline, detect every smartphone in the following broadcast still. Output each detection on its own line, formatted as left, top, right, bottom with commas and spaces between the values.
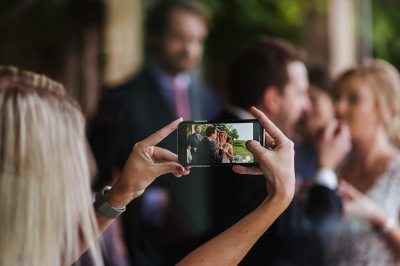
177, 119, 265, 166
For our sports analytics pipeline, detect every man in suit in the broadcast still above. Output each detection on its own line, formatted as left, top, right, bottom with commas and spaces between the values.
89, 1, 219, 264
187, 124, 203, 163
212, 37, 350, 265
196, 126, 224, 164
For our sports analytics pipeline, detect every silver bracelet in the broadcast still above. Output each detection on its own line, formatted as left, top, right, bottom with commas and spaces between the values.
94, 186, 126, 219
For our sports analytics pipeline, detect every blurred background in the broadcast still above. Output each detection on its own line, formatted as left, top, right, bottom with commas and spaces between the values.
2, 0, 400, 123
2, 0, 400, 264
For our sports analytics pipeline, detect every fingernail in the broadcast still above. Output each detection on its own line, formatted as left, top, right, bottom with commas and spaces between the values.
176, 166, 184, 172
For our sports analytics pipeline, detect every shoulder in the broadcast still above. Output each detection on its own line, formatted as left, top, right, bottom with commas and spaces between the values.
199, 137, 208, 144
109, 67, 157, 93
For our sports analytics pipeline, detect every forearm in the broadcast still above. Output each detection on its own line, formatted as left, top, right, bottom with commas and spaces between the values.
371, 215, 400, 253
77, 187, 133, 260
176, 195, 291, 266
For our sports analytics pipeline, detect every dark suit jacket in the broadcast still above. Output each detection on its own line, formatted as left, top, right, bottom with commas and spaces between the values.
211, 109, 343, 266
196, 137, 224, 164
187, 133, 203, 151
88, 66, 220, 265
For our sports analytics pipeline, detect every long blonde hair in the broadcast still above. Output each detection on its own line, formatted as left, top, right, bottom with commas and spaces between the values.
334, 59, 400, 138
0, 66, 103, 266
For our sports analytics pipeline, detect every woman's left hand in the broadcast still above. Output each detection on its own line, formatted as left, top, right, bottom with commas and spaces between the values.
339, 180, 385, 223
104, 118, 190, 208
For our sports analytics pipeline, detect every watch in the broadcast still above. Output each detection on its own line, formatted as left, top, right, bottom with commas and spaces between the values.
94, 186, 126, 218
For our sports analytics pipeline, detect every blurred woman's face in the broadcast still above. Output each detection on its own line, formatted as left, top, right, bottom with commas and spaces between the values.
219, 133, 225, 141
307, 85, 335, 135
335, 75, 380, 140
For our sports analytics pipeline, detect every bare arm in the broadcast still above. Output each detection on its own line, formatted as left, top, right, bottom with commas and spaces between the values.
177, 106, 295, 265
76, 118, 190, 260
340, 180, 400, 254
227, 147, 234, 160
176, 195, 291, 265
371, 211, 400, 254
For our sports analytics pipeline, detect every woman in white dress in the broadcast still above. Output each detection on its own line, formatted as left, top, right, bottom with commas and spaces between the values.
327, 60, 400, 265
223, 136, 234, 163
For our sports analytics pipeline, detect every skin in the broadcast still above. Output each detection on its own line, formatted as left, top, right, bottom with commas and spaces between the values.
84, 108, 296, 266
153, 8, 208, 76
257, 61, 311, 138
216, 132, 227, 150
307, 85, 335, 137
335, 75, 400, 255
176, 107, 295, 265
224, 139, 234, 160
255, 60, 350, 170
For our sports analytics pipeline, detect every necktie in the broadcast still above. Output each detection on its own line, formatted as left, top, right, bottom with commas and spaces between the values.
172, 77, 192, 120
197, 134, 200, 140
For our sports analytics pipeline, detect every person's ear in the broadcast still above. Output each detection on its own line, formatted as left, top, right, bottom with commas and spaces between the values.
262, 86, 282, 115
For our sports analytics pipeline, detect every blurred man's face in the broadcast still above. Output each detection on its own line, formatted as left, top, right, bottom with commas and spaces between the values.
276, 61, 311, 138
195, 126, 202, 134
157, 9, 208, 75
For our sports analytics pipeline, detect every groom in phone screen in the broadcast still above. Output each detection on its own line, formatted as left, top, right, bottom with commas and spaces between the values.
197, 126, 224, 164
187, 124, 203, 163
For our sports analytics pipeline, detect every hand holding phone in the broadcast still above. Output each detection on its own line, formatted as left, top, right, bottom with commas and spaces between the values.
232, 107, 295, 200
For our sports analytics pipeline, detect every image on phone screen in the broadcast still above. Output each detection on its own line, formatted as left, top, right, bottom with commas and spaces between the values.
178, 120, 264, 166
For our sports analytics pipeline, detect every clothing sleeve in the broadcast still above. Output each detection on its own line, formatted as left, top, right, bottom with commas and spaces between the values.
315, 167, 338, 190
207, 141, 223, 163
187, 135, 192, 148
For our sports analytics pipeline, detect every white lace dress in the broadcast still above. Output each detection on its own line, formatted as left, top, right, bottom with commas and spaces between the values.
327, 157, 400, 266
222, 143, 232, 163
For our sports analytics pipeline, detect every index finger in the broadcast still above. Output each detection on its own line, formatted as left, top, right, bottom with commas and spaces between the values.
142, 117, 183, 146
250, 107, 284, 143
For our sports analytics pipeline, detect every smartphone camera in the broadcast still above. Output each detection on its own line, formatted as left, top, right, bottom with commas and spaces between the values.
178, 120, 264, 166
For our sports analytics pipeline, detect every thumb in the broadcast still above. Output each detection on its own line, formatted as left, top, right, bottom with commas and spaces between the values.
156, 161, 189, 177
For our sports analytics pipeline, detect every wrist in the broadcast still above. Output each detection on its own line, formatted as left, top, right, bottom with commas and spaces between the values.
370, 210, 387, 227
103, 185, 135, 208
264, 186, 294, 208
318, 159, 336, 170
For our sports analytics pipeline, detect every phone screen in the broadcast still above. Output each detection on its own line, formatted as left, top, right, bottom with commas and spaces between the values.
178, 120, 264, 166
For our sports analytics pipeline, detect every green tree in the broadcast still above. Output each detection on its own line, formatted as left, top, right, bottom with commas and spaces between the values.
372, 1, 400, 71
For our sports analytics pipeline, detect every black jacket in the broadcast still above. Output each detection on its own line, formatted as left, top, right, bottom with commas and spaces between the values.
196, 137, 224, 164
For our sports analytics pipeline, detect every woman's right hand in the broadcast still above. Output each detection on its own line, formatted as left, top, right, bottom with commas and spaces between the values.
104, 118, 190, 208
232, 107, 295, 204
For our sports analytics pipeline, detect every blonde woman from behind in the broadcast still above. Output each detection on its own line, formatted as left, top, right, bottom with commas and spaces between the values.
0, 66, 298, 266
0, 66, 103, 266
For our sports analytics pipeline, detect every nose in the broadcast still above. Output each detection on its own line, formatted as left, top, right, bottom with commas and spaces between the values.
335, 98, 347, 120
303, 94, 312, 114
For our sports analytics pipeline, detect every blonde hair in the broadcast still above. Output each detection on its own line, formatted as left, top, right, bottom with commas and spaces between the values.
218, 131, 227, 140
0, 66, 103, 266
334, 59, 400, 138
